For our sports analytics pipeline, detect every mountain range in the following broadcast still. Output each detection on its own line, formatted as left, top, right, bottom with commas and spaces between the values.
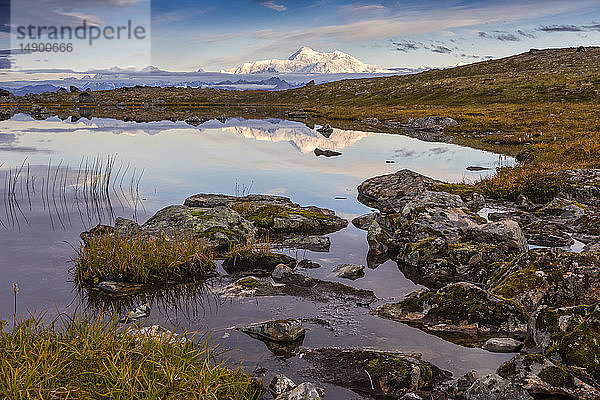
223, 47, 388, 74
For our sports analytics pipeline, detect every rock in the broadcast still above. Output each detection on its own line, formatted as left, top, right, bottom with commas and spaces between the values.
301, 348, 450, 397
522, 221, 573, 247
352, 213, 377, 230
464, 220, 528, 253
116, 102, 126, 109
223, 252, 296, 275
576, 45, 587, 52
361, 117, 380, 124
80, 224, 116, 244
550, 169, 600, 206
78, 92, 95, 103
529, 48, 543, 55
216, 114, 227, 123
119, 303, 151, 323
448, 370, 479, 398
537, 197, 587, 219
185, 116, 207, 126
515, 194, 535, 210
269, 375, 296, 397
279, 235, 330, 252
184, 193, 348, 237
275, 382, 324, 400
366, 219, 389, 258
333, 264, 365, 280
584, 241, 600, 252
128, 325, 186, 345
374, 283, 530, 346
239, 318, 306, 342
316, 124, 334, 137
467, 192, 486, 212
482, 338, 522, 353
305, 80, 316, 87
497, 354, 600, 400
407, 116, 458, 130
297, 259, 321, 269
57, 87, 67, 94
0, 88, 11, 97
31, 104, 50, 116
221, 276, 282, 297
400, 393, 422, 400
464, 374, 533, 400
271, 264, 315, 286
357, 169, 439, 212
70, 85, 81, 92
487, 249, 600, 313
95, 280, 140, 295
466, 166, 490, 171
141, 205, 256, 251
114, 217, 142, 237
314, 148, 342, 157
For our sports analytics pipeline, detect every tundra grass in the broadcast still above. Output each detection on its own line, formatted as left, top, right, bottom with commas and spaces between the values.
0, 317, 262, 400
73, 234, 215, 286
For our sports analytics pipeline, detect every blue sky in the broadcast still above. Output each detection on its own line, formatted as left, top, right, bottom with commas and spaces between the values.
2, 0, 600, 72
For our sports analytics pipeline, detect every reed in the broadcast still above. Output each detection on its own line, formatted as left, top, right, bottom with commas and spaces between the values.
0, 315, 263, 399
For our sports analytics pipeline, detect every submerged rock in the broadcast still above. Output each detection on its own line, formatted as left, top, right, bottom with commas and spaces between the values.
239, 319, 306, 342
95, 280, 141, 295
221, 276, 282, 297
497, 354, 600, 400
269, 375, 296, 397
332, 264, 365, 280
374, 282, 529, 346
222, 252, 296, 275
271, 264, 315, 286
119, 303, 150, 323
301, 348, 451, 398
314, 148, 342, 157
278, 235, 330, 252
297, 259, 322, 269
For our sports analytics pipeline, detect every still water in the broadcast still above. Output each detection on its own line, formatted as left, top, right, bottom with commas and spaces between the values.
0, 115, 514, 399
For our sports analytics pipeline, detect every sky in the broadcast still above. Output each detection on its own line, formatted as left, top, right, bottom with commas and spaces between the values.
1, 0, 600, 74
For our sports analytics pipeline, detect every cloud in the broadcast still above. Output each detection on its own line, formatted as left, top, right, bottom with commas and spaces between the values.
0, 49, 13, 69
537, 23, 600, 32
339, 3, 387, 17
517, 29, 537, 38
478, 31, 520, 41
391, 39, 422, 52
153, 9, 206, 24
430, 45, 452, 53
253, 0, 287, 11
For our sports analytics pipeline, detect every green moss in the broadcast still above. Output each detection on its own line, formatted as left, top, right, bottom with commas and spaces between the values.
462, 208, 488, 224
246, 205, 334, 229
190, 210, 207, 217
203, 226, 237, 240
555, 318, 600, 381
237, 277, 263, 288
431, 183, 475, 200
491, 265, 543, 299
539, 365, 575, 389
496, 360, 516, 378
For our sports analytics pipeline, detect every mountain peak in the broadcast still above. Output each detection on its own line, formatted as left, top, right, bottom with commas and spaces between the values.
224, 47, 388, 74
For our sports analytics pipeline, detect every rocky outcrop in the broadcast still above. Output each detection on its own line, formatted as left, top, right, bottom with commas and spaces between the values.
497, 354, 600, 399
141, 205, 256, 250
406, 117, 458, 131
374, 283, 530, 346
486, 249, 600, 313
301, 348, 451, 398
464, 374, 533, 400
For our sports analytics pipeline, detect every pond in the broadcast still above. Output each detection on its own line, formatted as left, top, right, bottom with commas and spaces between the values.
0, 115, 514, 399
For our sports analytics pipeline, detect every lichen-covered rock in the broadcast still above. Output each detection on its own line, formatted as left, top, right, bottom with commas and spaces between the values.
352, 212, 378, 229
80, 224, 116, 244
407, 116, 458, 131
271, 264, 315, 286
536, 197, 588, 219
464, 220, 528, 253
278, 235, 330, 252
222, 252, 296, 275
141, 205, 256, 250
114, 217, 142, 237
239, 319, 306, 342
184, 193, 347, 237
275, 382, 324, 400
487, 249, 600, 313
301, 348, 450, 398
464, 374, 533, 400
497, 354, 600, 400
269, 375, 296, 397
357, 169, 440, 212
550, 169, 600, 206
522, 221, 573, 247
374, 282, 530, 346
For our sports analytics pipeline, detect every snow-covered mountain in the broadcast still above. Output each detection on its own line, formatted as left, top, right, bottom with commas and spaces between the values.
223, 47, 388, 74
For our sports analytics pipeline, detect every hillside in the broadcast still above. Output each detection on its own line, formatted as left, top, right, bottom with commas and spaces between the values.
3, 46, 600, 199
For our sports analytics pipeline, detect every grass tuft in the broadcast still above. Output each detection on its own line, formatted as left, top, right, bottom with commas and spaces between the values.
0, 315, 263, 399
73, 234, 215, 286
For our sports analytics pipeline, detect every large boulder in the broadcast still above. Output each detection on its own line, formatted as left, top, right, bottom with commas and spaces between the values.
464, 220, 528, 253
141, 205, 256, 250
497, 354, 600, 400
487, 249, 600, 313
302, 348, 450, 398
184, 193, 347, 237
374, 282, 530, 346
239, 318, 306, 342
